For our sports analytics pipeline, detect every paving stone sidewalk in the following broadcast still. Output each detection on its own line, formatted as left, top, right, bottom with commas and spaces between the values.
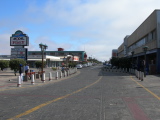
0, 67, 78, 91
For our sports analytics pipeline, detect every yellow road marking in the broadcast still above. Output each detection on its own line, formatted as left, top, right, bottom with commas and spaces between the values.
130, 76, 160, 100
7, 76, 102, 120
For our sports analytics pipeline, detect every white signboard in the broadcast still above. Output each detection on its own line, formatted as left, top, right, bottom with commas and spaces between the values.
10, 30, 29, 46
10, 37, 27, 46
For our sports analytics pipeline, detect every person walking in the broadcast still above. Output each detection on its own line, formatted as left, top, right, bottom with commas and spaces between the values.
25, 64, 29, 75
19, 64, 23, 75
19, 64, 24, 82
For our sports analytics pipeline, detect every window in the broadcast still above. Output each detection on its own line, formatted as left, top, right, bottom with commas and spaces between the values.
152, 29, 156, 40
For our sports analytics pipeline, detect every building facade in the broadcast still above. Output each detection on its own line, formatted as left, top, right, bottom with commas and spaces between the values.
117, 9, 160, 74
27, 49, 87, 67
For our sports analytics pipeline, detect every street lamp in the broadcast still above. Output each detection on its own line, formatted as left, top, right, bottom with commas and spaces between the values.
143, 46, 149, 77
39, 43, 48, 81
131, 51, 134, 69
66, 55, 72, 67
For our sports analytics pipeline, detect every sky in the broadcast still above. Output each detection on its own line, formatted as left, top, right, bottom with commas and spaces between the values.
0, 0, 160, 62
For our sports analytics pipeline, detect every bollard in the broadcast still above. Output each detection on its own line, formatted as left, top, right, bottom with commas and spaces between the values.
64, 71, 66, 77
17, 76, 21, 87
21, 73, 23, 83
49, 72, 52, 81
141, 72, 144, 81
75, 68, 77, 73
139, 71, 141, 80
60, 71, 62, 78
42, 73, 45, 83
136, 70, 138, 78
55, 71, 58, 80
31, 74, 35, 85
137, 71, 139, 79
67, 70, 69, 76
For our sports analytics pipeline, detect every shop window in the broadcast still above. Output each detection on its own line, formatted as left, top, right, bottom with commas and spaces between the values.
50, 52, 55, 55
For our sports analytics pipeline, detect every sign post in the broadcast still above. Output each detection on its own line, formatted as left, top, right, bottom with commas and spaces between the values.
10, 30, 29, 61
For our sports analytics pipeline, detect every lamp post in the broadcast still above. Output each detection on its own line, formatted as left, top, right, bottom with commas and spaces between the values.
143, 46, 149, 77
66, 55, 72, 67
131, 51, 134, 69
39, 43, 48, 81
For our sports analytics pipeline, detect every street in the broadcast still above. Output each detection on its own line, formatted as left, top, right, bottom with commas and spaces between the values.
0, 65, 160, 120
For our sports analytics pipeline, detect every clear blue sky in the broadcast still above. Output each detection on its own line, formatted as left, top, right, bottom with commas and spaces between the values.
0, 0, 159, 61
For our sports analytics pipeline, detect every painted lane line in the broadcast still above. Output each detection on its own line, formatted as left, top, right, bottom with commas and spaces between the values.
7, 76, 102, 120
130, 76, 160, 100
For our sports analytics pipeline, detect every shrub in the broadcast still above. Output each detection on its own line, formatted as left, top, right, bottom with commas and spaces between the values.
52, 67, 57, 71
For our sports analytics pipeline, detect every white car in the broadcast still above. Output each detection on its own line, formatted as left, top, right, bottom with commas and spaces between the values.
76, 64, 83, 69
82, 64, 88, 67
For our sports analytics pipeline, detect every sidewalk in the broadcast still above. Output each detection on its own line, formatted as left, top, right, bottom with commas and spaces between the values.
103, 68, 160, 99
0, 68, 78, 91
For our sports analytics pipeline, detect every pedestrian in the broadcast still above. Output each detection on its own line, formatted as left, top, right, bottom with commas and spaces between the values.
61, 66, 64, 73
19, 64, 23, 75
19, 64, 24, 82
25, 64, 29, 75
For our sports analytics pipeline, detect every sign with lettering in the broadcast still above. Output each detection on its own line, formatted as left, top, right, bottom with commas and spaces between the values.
10, 48, 28, 60
73, 56, 79, 61
10, 30, 29, 46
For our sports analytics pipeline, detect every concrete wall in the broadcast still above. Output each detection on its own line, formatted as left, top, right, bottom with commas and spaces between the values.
128, 10, 157, 47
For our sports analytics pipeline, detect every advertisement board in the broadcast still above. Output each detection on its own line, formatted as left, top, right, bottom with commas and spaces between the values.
10, 48, 27, 60
10, 30, 29, 46
73, 56, 79, 61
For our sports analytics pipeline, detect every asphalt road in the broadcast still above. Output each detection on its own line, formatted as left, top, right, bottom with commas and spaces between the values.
0, 65, 160, 120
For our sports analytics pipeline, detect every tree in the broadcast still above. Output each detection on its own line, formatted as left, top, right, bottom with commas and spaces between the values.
0, 60, 9, 71
9, 59, 26, 76
35, 61, 46, 69
110, 57, 119, 67
110, 57, 131, 69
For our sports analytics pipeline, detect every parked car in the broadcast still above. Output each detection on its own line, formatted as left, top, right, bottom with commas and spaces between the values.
111, 66, 117, 69
76, 64, 83, 69
82, 64, 88, 67
104, 64, 112, 69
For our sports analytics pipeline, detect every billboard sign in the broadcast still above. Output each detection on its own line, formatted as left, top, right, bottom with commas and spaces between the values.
73, 56, 79, 61
11, 48, 28, 60
10, 30, 29, 46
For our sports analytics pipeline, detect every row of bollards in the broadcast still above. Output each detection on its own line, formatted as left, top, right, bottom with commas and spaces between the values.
104, 67, 144, 81
135, 70, 144, 81
17, 68, 77, 87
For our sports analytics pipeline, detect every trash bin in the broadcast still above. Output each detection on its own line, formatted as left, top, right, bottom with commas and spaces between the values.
36, 74, 40, 79
23, 75, 28, 81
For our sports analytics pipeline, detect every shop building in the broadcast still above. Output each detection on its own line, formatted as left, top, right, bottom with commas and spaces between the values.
117, 9, 160, 74
27, 48, 87, 67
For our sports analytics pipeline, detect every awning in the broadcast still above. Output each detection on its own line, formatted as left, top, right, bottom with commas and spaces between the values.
27, 59, 46, 61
